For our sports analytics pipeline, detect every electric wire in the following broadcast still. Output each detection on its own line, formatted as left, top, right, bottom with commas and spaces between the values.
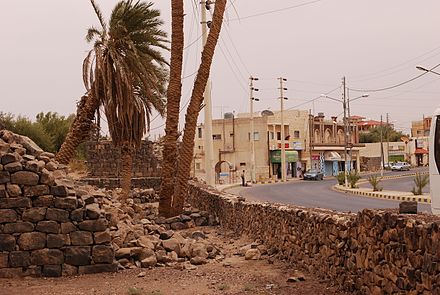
285, 85, 340, 111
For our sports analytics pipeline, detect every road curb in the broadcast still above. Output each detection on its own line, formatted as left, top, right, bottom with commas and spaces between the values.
334, 185, 431, 204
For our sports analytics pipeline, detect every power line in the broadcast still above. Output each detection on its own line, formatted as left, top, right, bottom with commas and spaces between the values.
349, 63, 440, 93
228, 0, 324, 22
285, 85, 340, 111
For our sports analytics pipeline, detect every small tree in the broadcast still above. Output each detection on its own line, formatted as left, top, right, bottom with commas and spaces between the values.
335, 172, 345, 185
348, 171, 361, 188
368, 175, 383, 191
411, 173, 429, 195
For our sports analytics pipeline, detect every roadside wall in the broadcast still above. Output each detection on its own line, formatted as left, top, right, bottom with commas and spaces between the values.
187, 182, 440, 294
80, 177, 161, 191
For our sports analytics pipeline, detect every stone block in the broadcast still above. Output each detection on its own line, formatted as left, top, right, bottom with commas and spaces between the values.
64, 246, 91, 266
61, 222, 77, 234
3, 221, 34, 233
17, 232, 46, 250
11, 171, 39, 185
92, 245, 114, 264
78, 263, 117, 275
6, 184, 21, 197
0, 267, 23, 278
39, 168, 55, 185
36, 221, 59, 234
0, 186, 7, 198
45, 161, 58, 171
24, 160, 39, 173
9, 251, 31, 267
22, 207, 47, 222
62, 264, 78, 276
0, 197, 31, 209
23, 265, 42, 277
94, 231, 111, 244
0, 209, 17, 223
0, 171, 10, 184
30, 249, 64, 265
32, 195, 54, 207
86, 203, 101, 219
0, 253, 8, 268
42, 264, 62, 277
23, 185, 50, 197
54, 197, 77, 211
70, 231, 93, 246
47, 234, 70, 248
1, 153, 19, 165
46, 208, 69, 222
78, 219, 108, 232
70, 208, 84, 222
50, 185, 68, 197
4, 162, 22, 173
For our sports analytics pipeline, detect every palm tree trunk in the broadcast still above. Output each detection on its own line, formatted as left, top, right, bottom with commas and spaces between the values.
120, 144, 133, 202
158, 0, 185, 217
56, 94, 99, 164
172, 0, 227, 215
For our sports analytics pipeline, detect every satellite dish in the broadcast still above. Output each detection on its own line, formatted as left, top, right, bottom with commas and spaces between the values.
400, 136, 409, 143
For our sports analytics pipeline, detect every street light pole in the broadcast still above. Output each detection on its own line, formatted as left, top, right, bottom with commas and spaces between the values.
201, 0, 214, 185
279, 77, 288, 182
342, 77, 349, 188
249, 76, 259, 183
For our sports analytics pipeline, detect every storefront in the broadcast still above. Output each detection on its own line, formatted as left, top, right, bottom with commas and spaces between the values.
270, 150, 299, 178
324, 151, 342, 176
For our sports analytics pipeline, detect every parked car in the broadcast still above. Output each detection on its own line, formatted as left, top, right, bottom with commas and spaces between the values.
303, 169, 324, 180
390, 162, 411, 171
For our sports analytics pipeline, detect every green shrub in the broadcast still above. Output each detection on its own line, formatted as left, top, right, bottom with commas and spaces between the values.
368, 175, 383, 191
335, 172, 345, 185
348, 171, 361, 188
411, 173, 429, 195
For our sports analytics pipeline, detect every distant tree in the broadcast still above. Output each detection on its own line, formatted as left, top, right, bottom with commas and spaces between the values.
36, 112, 75, 151
359, 125, 407, 143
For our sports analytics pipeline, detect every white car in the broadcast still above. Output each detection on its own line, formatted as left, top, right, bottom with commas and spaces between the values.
390, 162, 411, 171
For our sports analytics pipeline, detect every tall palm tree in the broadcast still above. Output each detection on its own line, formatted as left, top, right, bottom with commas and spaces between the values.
171, 0, 227, 215
56, 0, 168, 171
158, 0, 185, 217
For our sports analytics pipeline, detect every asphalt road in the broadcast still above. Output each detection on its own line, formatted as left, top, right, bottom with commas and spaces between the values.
238, 169, 432, 213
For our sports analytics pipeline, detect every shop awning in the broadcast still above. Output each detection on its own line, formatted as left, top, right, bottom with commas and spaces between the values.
324, 151, 342, 161
414, 148, 428, 155
270, 150, 298, 163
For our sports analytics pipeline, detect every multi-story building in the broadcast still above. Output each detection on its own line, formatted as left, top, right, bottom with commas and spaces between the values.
411, 116, 432, 137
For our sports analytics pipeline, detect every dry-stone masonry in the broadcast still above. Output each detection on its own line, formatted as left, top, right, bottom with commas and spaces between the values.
0, 130, 116, 277
187, 181, 440, 295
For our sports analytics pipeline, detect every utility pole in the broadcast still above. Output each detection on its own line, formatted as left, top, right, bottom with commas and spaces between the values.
249, 76, 259, 183
342, 77, 348, 188
347, 88, 352, 173
386, 113, 390, 164
279, 77, 288, 182
309, 110, 313, 170
201, 0, 215, 185
380, 115, 384, 177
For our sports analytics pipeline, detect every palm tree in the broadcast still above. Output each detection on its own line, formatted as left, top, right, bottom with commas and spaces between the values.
171, 0, 227, 215
158, 0, 185, 217
56, 0, 168, 171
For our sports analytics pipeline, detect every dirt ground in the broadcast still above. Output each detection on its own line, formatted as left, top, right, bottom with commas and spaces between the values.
0, 229, 348, 295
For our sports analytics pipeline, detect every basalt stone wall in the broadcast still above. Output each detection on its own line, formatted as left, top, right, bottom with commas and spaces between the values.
80, 177, 161, 191
187, 182, 440, 294
85, 140, 161, 178
0, 130, 116, 278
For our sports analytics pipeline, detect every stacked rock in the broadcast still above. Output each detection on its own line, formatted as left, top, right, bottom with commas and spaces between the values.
0, 130, 116, 278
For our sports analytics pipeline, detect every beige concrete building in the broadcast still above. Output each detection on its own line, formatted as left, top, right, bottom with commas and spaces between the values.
411, 116, 431, 137
193, 109, 310, 183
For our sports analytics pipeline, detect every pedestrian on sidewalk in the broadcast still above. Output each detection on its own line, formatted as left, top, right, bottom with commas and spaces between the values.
241, 170, 246, 186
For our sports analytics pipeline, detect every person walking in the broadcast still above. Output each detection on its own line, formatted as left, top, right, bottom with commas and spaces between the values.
241, 170, 246, 186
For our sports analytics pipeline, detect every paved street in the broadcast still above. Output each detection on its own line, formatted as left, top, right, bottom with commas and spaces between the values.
235, 170, 432, 213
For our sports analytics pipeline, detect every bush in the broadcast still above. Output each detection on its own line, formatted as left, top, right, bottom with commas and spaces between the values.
348, 171, 361, 188
335, 172, 345, 185
411, 173, 429, 195
368, 175, 383, 191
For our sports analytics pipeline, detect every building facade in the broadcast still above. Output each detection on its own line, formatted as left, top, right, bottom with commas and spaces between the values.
411, 116, 432, 137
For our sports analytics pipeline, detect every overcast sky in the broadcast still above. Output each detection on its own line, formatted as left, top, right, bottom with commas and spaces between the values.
1, 0, 439, 138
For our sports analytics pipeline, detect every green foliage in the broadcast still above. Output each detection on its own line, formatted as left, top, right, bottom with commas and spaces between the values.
335, 172, 345, 185
348, 171, 361, 188
359, 125, 407, 143
0, 112, 75, 154
411, 173, 429, 195
368, 175, 383, 191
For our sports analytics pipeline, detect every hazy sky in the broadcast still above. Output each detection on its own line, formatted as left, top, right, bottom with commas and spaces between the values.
1, 0, 439, 138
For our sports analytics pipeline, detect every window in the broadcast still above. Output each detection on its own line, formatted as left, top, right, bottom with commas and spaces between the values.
270, 132, 274, 140
248, 132, 260, 140
198, 127, 202, 138
213, 134, 222, 140
277, 132, 281, 140
229, 131, 234, 137
294, 130, 300, 138
195, 163, 201, 170
240, 162, 246, 166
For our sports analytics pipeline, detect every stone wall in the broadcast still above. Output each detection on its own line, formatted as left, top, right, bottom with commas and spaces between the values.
0, 130, 115, 277
85, 140, 161, 178
80, 177, 161, 191
187, 182, 440, 294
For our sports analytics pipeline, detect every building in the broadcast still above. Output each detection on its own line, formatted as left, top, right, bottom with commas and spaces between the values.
411, 116, 432, 137
193, 109, 310, 183
310, 113, 364, 176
